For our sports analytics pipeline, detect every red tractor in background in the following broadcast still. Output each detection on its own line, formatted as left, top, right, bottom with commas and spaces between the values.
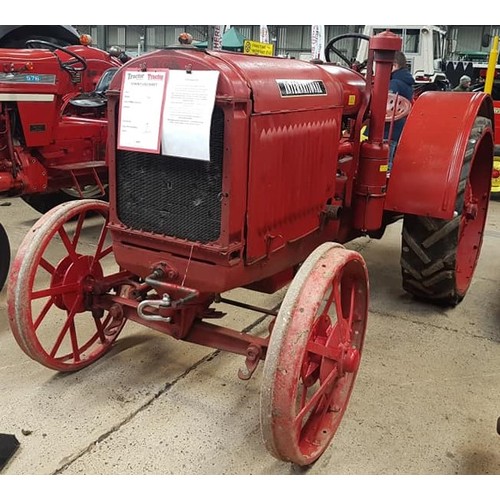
7, 31, 494, 465
0, 25, 123, 290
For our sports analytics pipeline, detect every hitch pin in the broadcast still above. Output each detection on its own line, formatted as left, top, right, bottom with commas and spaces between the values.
137, 294, 172, 323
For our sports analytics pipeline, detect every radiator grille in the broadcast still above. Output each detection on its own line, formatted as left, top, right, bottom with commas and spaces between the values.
116, 107, 224, 243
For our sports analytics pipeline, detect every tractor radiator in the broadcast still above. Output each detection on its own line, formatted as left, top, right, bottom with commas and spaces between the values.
116, 107, 224, 243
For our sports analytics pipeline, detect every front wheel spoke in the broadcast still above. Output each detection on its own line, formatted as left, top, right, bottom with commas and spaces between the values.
328, 375, 347, 411
301, 375, 346, 444
71, 212, 86, 248
347, 284, 356, 331
39, 257, 55, 275
101, 313, 112, 330
306, 340, 341, 363
300, 385, 308, 410
69, 320, 80, 362
333, 276, 344, 324
33, 297, 55, 329
94, 316, 106, 343
31, 282, 80, 300
58, 226, 79, 262
97, 245, 113, 261
302, 359, 320, 380
48, 296, 81, 358
301, 393, 330, 443
53, 352, 78, 363
79, 326, 111, 356
91, 221, 108, 267
78, 314, 119, 355
294, 365, 338, 429
321, 285, 335, 318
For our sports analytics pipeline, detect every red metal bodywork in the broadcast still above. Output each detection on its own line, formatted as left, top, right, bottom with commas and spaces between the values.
108, 52, 343, 294
385, 91, 494, 218
107, 35, 403, 298
0, 45, 121, 197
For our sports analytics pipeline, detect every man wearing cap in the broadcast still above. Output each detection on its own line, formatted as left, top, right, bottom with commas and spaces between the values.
453, 75, 472, 92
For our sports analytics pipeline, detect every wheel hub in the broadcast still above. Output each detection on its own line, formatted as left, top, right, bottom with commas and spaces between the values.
51, 255, 104, 312
342, 345, 360, 373
320, 317, 359, 380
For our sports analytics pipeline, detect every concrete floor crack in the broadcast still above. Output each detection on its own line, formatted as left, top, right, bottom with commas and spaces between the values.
51, 305, 276, 474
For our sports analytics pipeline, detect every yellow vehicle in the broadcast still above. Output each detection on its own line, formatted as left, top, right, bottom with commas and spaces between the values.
492, 151, 500, 194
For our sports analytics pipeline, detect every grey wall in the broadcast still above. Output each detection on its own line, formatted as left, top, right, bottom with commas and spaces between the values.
74, 25, 498, 60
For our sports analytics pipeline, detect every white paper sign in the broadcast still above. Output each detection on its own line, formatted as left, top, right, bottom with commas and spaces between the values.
118, 70, 167, 153
161, 70, 219, 162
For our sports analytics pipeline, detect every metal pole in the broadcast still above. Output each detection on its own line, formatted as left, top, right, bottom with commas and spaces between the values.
484, 35, 498, 95
207, 26, 214, 50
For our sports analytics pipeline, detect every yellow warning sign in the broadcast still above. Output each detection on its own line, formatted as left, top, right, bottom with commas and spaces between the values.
243, 40, 274, 57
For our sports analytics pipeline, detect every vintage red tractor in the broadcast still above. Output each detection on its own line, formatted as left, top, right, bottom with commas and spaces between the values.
7, 31, 494, 465
0, 25, 123, 290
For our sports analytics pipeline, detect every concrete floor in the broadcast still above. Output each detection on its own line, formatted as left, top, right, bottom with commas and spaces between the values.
0, 196, 499, 475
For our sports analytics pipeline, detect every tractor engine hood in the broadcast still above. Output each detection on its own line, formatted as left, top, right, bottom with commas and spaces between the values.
109, 47, 346, 114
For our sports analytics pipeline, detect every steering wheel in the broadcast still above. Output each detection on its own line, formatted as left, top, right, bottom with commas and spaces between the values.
25, 39, 87, 72
385, 93, 412, 122
324, 33, 370, 71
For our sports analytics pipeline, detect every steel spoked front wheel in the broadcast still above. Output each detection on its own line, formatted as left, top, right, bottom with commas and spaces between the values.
260, 242, 369, 465
7, 200, 126, 371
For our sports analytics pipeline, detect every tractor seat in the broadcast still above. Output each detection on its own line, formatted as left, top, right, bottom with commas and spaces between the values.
69, 67, 119, 109
69, 94, 107, 108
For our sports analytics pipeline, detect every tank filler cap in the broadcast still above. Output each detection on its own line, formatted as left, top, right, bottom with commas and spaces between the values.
369, 30, 402, 52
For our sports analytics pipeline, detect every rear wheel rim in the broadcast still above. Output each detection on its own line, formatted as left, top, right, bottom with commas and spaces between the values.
455, 125, 491, 294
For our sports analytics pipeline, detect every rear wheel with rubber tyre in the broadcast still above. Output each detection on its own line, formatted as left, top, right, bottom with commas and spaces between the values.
400, 116, 492, 306
22, 185, 108, 215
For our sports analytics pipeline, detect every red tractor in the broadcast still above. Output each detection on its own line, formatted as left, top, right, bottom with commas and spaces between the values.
7, 31, 494, 465
0, 25, 123, 290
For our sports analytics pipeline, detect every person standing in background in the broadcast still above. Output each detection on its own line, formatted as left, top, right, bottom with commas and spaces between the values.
385, 51, 415, 171
453, 75, 472, 92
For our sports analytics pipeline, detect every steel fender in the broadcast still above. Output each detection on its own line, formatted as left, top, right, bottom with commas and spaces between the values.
385, 91, 494, 219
